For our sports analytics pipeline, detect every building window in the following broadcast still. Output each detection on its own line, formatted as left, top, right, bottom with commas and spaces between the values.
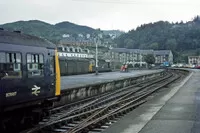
70, 47, 73, 52
27, 54, 44, 77
0, 52, 22, 79
75, 48, 78, 53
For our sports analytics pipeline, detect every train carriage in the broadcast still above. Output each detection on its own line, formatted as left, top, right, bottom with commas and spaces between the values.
0, 29, 60, 131
59, 57, 89, 76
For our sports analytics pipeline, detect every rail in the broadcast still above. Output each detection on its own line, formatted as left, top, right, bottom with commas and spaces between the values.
21, 69, 189, 133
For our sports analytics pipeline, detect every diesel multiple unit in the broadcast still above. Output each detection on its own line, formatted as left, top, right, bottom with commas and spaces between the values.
0, 29, 111, 132
0, 30, 60, 131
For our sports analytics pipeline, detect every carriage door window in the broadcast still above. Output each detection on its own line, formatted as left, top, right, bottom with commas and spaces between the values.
27, 54, 44, 77
0, 52, 6, 79
50, 56, 55, 75
0, 52, 22, 79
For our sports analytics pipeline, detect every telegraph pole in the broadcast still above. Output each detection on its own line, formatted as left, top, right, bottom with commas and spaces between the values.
94, 30, 102, 76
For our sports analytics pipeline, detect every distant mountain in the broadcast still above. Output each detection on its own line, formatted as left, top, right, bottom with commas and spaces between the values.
55, 21, 95, 34
0, 20, 97, 43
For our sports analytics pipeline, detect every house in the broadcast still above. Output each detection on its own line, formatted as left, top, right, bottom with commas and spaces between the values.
188, 56, 200, 66
109, 48, 173, 68
154, 50, 173, 65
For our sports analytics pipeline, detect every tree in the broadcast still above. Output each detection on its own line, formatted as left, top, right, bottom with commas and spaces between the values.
149, 42, 159, 49
165, 38, 177, 50
195, 49, 200, 56
115, 17, 200, 61
143, 54, 155, 68
124, 38, 134, 48
72, 33, 78, 40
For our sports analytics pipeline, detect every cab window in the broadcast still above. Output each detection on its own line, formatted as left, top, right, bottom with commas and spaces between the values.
0, 52, 22, 79
27, 53, 44, 77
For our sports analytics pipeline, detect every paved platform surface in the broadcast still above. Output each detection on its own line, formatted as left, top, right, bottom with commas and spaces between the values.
102, 69, 199, 133
61, 69, 163, 90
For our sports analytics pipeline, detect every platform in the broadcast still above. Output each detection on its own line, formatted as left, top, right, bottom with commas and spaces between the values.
102, 69, 199, 133
61, 69, 163, 90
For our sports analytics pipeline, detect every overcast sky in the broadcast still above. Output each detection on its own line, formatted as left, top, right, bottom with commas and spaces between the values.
1, 0, 200, 31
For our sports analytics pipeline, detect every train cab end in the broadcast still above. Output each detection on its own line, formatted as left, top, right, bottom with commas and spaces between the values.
55, 49, 61, 96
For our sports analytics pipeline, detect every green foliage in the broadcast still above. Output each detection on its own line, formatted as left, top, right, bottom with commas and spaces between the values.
103, 30, 124, 37
0, 20, 111, 44
55, 21, 94, 34
124, 38, 134, 48
149, 42, 159, 49
115, 16, 200, 61
165, 39, 177, 50
0, 20, 122, 45
143, 54, 155, 65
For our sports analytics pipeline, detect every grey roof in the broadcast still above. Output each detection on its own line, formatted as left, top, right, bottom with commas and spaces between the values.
110, 48, 128, 53
60, 37, 76, 43
110, 48, 152, 54
60, 37, 93, 44
59, 56, 89, 61
154, 50, 171, 55
139, 49, 154, 55
0, 30, 56, 48
111, 48, 173, 56
110, 48, 140, 53
127, 49, 140, 53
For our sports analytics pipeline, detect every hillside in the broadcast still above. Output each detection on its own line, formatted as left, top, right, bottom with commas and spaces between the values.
103, 30, 124, 37
0, 20, 97, 43
115, 16, 200, 63
55, 21, 95, 34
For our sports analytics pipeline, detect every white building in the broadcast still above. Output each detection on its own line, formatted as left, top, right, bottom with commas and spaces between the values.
57, 45, 94, 59
188, 56, 200, 66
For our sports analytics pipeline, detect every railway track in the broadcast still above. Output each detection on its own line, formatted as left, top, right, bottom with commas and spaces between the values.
21, 69, 188, 133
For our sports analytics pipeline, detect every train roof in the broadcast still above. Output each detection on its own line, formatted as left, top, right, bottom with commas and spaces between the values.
0, 29, 56, 48
59, 56, 89, 61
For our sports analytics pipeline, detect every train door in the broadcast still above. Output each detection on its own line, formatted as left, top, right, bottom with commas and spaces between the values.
47, 48, 60, 97
25, 52, 51, 100
49, 50, 56, 95
0, 52, 23, 107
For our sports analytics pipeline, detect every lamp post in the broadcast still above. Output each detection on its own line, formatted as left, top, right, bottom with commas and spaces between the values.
94, 31, 102, 75
95, 37, 98, 75
95, 33, 102, 75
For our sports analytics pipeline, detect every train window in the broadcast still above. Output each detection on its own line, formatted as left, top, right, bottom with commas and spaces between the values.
50, 56, 55, 75
0, 52, 22, 79
27, 54, 44, 77
39, 54, 44, 63
27, 54, 32, 63
0, 52, 6, 63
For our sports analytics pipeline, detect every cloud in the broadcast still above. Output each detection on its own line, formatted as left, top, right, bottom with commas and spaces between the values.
0, 0, 200, 31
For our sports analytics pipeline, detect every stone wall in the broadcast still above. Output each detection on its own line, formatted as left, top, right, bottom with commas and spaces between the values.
55, 70, 165, 107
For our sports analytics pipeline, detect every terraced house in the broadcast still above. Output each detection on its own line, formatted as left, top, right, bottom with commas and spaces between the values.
154, 50, 173, 65
188, 56, 200, 66
109, 48, 173, 68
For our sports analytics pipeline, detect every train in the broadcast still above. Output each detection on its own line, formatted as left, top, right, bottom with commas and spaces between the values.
0, 29, 61, 131
59, 57, 111, 76
57, 45, 112, 76
0, 29, 112, 132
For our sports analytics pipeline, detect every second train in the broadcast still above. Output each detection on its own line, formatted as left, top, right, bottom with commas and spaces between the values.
57, 46, 112, 76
